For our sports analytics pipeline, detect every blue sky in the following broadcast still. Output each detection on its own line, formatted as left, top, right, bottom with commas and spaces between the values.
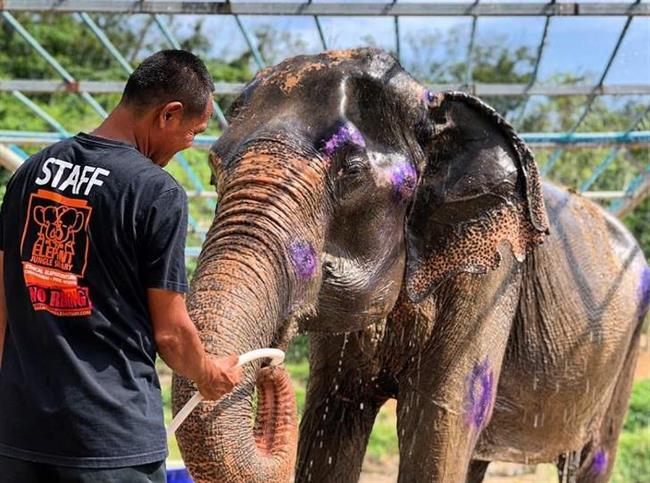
165, 1, 649, 86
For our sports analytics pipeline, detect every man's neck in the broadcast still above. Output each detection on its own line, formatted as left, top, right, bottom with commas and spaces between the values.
91, 104, 139, 147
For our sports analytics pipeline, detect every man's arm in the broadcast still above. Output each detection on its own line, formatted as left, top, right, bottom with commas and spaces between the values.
147, 288, 242, 400
0, 251, 6, 368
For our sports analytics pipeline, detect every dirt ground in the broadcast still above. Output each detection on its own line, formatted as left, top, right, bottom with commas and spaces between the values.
359, 460, 560, 483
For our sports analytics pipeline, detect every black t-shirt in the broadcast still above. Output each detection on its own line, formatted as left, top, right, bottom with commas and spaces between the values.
0, 133, 188, 468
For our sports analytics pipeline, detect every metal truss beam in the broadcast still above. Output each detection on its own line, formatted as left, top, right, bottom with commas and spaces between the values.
581, 191, 626, 200
233, 15, 266, 72
314, 15, 327, 50
609, 165, 650, 217
394, 15, 400, 63
513, 12, 552, 126
3, 79, 649, 97
11, 90, 70, 135
8, 144, 27, 159
4, 130, 649, 150
1, 12, 108, 118
2, 2, 648, 17
523, 131, 650, 149
78, 12, 133, 74
465, 11, 478, 87
579, 106, 650, 192
0, 143, 23, 171
542, 12, 636, 176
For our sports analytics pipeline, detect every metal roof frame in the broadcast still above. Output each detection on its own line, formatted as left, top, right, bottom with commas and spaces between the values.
2, 79, 648, 97
2, 2, 649, 17
4, 129, 648, 151
513, 11, 552, 127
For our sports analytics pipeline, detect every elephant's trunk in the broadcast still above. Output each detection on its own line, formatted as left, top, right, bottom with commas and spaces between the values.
171, 251, 298, 482
172, 143, 325, 482
173, 368, 296, 483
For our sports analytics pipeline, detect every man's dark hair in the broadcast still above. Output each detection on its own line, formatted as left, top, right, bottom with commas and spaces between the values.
122, 50, 214, 117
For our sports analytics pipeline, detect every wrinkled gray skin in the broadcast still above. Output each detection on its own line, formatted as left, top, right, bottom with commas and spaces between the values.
173, 48, 649, 483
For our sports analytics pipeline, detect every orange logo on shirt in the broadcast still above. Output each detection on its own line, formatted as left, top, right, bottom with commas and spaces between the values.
20, 189, 93, 316
31, 205, 85, 271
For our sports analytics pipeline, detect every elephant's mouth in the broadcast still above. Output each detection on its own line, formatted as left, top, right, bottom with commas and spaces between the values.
299, 252, 402, 333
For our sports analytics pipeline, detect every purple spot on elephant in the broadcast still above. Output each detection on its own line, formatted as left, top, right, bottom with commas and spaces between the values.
321, 123, 366, 157
423, 89, 435, 103
465, 359, 494, 429
390, 162, 417, 201
638, 266, 650, 320
289, 240, 317, 279
591, 449, 608, 475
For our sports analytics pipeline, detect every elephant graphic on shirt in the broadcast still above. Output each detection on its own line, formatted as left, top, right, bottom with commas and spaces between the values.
32, 205, 85, 266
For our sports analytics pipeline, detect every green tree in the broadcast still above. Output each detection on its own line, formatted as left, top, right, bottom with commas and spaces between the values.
405, 26, 536, 113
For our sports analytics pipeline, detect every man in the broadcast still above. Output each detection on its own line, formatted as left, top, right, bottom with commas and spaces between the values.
0, 50, 242, 482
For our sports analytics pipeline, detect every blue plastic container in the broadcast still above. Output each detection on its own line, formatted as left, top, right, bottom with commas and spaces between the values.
167, 465, 193, 483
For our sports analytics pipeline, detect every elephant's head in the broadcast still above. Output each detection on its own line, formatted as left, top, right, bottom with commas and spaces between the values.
172, 48, 548, 482
56, 207, 84, 242
33, 205, 83, 242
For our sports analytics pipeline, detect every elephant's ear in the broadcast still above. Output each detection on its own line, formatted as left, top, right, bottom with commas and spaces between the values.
33, 206, 46, 226
405, 92, 549, 302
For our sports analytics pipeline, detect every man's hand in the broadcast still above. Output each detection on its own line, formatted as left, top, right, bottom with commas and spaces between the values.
196, 354, 243, 400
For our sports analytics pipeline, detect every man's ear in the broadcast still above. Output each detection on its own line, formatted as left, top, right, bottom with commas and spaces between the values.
158, 101, 184, 128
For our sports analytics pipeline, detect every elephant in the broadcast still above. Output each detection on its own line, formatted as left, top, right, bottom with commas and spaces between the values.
172, 48, 649, 483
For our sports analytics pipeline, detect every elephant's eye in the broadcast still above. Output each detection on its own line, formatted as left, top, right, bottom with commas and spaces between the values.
332, 150, 369, 201
343, 155, 367, 176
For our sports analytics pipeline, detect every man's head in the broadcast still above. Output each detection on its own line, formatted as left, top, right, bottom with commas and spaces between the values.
120, 50, 214, 166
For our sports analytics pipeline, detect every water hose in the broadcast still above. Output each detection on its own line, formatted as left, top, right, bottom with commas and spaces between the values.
167, 348, 285, 435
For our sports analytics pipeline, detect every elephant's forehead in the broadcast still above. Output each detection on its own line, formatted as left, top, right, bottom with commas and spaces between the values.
215, 48, 427, 159
248, 48, 410, 99
254, 50, 368, 92
232, 51, 425, 128
257, 58, 330, 94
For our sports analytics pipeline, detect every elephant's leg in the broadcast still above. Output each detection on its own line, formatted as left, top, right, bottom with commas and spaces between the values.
396, 383, 496, 483
395, 266, 522, 482
466, 460, 490, 483
557, 329, 641, 483
297, 393, 382, 483
296, 332, 387, 483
